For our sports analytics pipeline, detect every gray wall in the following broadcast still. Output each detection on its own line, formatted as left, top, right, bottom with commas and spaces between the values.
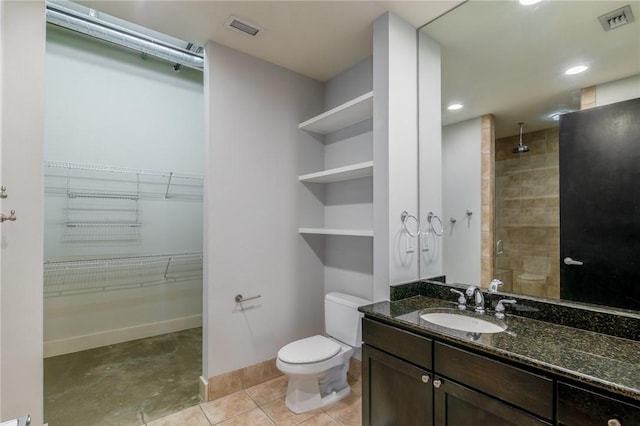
204, 41, 325, 377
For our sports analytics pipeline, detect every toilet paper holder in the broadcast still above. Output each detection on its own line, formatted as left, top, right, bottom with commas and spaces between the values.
235, 294, 262, 303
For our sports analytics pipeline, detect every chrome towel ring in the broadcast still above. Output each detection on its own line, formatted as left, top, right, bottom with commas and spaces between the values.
401, 211, 420, 238
427, 212, 444, 236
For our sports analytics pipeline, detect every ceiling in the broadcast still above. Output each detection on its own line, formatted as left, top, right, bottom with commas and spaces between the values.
73, 1, 639, 138
421, 0, 640, 137
76, 0, 463, 82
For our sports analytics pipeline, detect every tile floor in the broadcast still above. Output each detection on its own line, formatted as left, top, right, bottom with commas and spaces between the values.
148, 375, 362, 426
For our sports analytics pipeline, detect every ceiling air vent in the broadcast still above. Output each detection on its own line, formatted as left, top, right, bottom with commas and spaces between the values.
225, 16, 261, 37
598, 5, 635, 31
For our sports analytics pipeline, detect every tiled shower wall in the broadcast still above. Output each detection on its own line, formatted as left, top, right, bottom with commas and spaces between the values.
495, 127, 560, 299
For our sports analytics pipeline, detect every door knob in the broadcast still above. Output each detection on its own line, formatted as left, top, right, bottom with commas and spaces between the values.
0, 210, 16, 223
421, 375, 429, 383
564, 257, 584, 266
433, 379, 442, 388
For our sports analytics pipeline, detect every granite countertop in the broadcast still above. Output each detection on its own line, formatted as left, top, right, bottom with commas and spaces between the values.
360, 296, 640, 402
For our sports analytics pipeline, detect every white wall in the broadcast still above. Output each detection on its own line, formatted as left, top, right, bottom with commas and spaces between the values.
0, 1, 45, 424
43, 26, 204, 356
442, 118, 482, 284
204, 41, 325, 377
373, 12, 420, 301
595, 74, 640, 106
418, 31, 443, 279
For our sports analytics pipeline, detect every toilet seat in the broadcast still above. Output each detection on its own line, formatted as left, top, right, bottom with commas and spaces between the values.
278, 335, 341, 364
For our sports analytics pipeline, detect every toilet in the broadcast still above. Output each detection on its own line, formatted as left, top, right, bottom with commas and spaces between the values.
276, 292, 371, 414
515, 273, 548, 297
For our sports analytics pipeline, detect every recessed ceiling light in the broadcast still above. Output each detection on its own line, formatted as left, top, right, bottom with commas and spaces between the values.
565, 65, 588, 75
519, 0, 542, 5
447, 103, 463, 111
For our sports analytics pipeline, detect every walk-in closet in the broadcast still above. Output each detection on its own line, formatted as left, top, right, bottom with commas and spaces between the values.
42, 2, 204, 424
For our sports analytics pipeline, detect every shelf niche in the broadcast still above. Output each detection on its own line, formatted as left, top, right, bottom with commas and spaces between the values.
298, 91, 373, 135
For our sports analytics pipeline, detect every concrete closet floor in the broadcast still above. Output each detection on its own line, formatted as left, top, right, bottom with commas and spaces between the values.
44, 327, 202, 426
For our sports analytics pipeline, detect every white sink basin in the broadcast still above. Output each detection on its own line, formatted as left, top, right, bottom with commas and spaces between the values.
420, 312, 506, 334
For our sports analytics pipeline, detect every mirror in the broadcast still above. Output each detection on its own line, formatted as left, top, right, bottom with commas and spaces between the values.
418, 0, 640, 310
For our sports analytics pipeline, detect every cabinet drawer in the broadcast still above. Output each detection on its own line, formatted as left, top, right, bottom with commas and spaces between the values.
434, 342, 553, 419
557, 382, 640, 425
362, 318, 432, 369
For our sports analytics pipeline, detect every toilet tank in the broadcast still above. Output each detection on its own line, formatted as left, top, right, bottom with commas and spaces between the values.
325, 292, 372, 347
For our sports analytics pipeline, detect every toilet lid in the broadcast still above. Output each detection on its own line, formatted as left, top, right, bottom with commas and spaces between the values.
278, 335, 341, 364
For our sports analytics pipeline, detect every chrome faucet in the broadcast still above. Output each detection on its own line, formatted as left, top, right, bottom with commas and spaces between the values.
494, 299, 517, 320
466, 286, 485, 314
450, 288, 467, 310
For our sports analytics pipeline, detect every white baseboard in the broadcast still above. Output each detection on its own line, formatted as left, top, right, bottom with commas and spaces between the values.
44, 315, 202, 358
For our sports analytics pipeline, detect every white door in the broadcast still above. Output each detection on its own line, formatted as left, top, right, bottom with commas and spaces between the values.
0, 1, 45, 425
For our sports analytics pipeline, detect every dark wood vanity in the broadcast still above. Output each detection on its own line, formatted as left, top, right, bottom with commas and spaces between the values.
360, 295, 640, 426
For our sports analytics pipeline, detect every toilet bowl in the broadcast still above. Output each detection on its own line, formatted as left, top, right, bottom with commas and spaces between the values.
276, 292, 371, 414
515, 273, 547, 297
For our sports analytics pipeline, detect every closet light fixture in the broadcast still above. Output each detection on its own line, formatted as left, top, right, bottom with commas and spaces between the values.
565, 65, 588, 75
519, 0, 542, 5
447, 103, 464, 111
45, 0, 204, 71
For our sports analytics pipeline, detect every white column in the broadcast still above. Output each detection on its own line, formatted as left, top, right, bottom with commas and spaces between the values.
418, 31, 444, 279
373, 12, 419, 301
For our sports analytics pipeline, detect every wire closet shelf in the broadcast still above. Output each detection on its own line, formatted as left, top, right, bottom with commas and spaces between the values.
44, 160, 204, 201
44, 252, 203, 297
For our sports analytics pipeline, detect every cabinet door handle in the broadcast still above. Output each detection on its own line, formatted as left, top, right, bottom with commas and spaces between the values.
608, 420, 621, 426
433, 379, 442, 388
421, 375, 429, 384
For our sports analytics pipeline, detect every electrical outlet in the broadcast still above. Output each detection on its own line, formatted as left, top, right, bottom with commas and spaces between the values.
406, 236, 415, 253
422, 232, 430, 251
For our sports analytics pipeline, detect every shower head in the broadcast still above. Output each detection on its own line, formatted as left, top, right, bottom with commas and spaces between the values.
513, 122, 530, 154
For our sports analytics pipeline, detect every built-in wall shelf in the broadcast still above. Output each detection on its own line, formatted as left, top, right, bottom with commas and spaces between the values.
298, 227, 373, 237
298, 91, 373, 135
299, 161, 374, 184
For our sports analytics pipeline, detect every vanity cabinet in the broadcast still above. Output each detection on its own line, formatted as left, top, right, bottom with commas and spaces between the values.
363, 345, 433, 425
362, 318, 433, 425
363, 317, 554, 425
433, 376, 549, 425
434, 342, 553, 421
557, 382, 640, 426
433, 342, 552, 425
